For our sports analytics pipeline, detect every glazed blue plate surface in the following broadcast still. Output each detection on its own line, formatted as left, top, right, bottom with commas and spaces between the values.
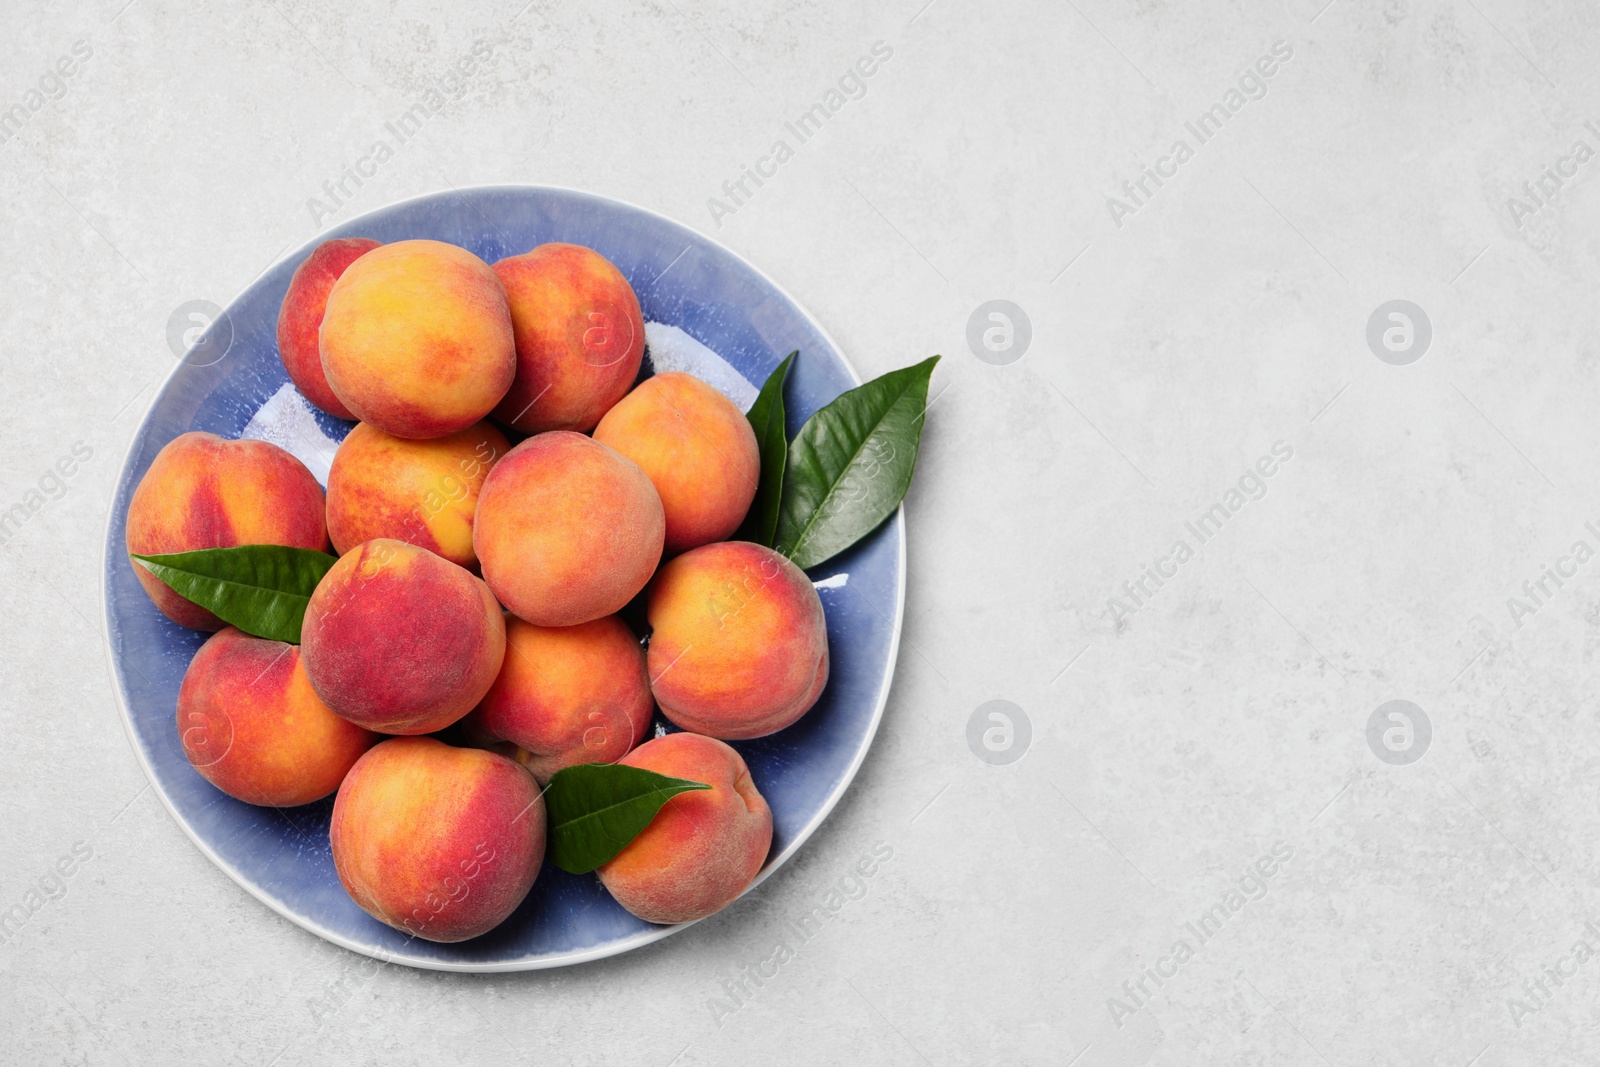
101, 186, 905, 971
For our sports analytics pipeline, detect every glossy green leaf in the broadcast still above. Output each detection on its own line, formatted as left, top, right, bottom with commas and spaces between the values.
130, 544, 337, 644
735, 351, 796, 548
544, 762, 711, 875
775, 355, 940, 570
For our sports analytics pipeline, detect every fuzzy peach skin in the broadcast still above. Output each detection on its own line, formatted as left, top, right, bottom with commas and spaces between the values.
648, 541, 829, 740
598, 733, 772, 924
490, 243, 646, 434
325, 420, 509, 568
469, 615, 653, 784
594, 371, 760, 554
126, 431, 329, 630
177, 627, 378, 807
301, 539, 506, 734
276, 237, 380, 419
319, 239, 515, 439
473, 432, 665, 627
330, 737, 545, 943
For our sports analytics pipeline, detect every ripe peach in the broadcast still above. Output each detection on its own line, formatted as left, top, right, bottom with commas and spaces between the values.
330, 737, 545, 943
473, 432, 664, 627
593, 372, 759, 554
490, 243, 646, 434
177, 627, 378, 807
597, 733, 772, 924
647, 541, 829, 740
301, 539, 506, 735
325, 420, 509, 568
126, 431, 329, 630
276, 237, 380, 419
319, 239, 515, 439
470, 615, 653, 784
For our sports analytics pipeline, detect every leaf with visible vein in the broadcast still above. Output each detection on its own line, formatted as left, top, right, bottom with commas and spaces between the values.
131, 544, 337, 643
775, 355, 939, 570
736, 350, 796, 547
544, 763, 712, 875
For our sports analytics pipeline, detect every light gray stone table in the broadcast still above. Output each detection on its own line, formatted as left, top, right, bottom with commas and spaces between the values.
3, 0, 1598, 1063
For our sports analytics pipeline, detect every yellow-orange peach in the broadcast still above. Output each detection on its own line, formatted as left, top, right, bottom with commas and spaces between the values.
330, 737, 545, 943
597, 733, 772, 924
177, 627, 378, 806
491, 243, 646, 434
320, 239, 514, 439
126, 432, 329, 630
593, 372, 759, 554
301, 539, 506, 734
648, 541, 828, 740
276, 237, 380, 419
473, 432, 664, 627
325, 420, 509, 568
470, 615, 653, 784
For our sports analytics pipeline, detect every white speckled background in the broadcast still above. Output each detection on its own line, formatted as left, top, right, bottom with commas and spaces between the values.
3, 0, 1599, 1063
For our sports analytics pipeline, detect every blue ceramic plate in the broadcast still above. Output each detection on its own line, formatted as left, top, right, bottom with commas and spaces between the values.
101, 186, 905, 971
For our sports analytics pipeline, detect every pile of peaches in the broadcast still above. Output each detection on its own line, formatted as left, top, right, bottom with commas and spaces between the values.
125, 237, 828, 942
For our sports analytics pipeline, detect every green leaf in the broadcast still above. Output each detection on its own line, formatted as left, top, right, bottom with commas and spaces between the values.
131, 544, 338, 643
775, 355, 940, 570
735, 351, 796, 547
544, 763, 711, 875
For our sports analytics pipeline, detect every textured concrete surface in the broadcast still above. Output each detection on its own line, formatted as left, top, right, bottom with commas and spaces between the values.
4, 0, 1600, 1062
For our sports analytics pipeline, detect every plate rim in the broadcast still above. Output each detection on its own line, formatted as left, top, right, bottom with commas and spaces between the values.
98, 182, 908, 972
